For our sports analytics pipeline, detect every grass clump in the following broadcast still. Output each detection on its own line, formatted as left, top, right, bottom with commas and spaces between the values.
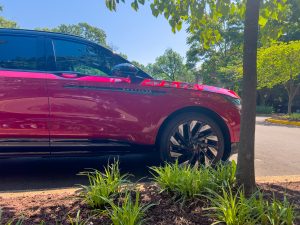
206, 186, 296, 225
103, 191, 154, 225
211, 161, 237, 188
79, 160, 129, 209
150, 161, 217, 200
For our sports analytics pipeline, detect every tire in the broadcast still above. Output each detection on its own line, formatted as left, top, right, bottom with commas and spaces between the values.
157, 112, 224, 166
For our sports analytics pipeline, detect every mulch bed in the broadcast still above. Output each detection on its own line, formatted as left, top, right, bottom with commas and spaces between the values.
0, 182, 299, 225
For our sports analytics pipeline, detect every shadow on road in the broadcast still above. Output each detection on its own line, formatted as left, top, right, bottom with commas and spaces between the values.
0, 154, 155, 193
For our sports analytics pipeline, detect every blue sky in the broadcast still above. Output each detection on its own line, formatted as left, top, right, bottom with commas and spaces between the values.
0, 0, 189, 65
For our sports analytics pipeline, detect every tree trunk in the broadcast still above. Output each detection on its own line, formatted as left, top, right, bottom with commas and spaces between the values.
285, 79, 299, 115
236, 0, 260, 196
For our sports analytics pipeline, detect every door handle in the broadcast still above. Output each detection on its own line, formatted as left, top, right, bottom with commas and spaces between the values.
61, 73, 78, 79
53, 72, 78, 79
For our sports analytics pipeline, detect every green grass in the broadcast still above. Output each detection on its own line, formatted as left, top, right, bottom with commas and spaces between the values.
68, 210, 90, 225
103, 191, 154, 225
150, 161, 237, 201
205, 185, 296, 225
79, 160, 129, 209
281, 113, 300, 121
210, 161, 237, 188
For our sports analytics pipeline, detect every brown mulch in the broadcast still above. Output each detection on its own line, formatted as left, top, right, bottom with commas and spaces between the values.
0, 182, 299, 225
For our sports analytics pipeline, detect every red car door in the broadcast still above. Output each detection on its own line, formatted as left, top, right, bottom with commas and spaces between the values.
46, 37, 136, 149
0, 34, 50, 153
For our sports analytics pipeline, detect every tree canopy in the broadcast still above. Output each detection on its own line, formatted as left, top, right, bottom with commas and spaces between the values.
0, 6, 17, 28
257, 41, 300, 113
148, 48, 193, 82
37, 22, 108, 47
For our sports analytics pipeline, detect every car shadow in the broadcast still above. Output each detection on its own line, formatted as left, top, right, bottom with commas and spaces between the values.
0, 154, 155, 193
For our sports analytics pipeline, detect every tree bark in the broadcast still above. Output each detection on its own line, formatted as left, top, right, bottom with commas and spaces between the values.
285, 79, 299, 114
236, 0, 260, 196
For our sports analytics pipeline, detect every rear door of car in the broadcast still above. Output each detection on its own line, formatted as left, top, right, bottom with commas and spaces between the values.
0, 32, 50, 155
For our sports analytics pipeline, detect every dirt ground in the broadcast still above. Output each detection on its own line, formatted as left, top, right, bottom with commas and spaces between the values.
0, 182, 299, 225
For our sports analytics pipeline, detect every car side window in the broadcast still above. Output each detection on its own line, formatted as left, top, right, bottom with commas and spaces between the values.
0, 35, 38, 71
52, 39, 112, 76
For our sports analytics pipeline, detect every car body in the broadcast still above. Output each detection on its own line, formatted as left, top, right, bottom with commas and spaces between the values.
0, 28, 240, 164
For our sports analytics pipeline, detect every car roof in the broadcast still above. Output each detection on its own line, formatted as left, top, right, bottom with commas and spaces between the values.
0, 28, 95, 45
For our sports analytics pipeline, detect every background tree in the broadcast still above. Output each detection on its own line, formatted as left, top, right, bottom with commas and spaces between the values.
148, 48, 193, 82
105, 0, 288, 195
37, 22, 108, 47
257, 41, 300, 114
0, 6, 17, 28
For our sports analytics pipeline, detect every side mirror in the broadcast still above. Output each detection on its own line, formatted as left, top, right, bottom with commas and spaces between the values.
111, 63, 139, 78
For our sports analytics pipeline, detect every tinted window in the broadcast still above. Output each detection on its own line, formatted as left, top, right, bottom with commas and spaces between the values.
52, 39, 125, 76
0, 35, 38, 70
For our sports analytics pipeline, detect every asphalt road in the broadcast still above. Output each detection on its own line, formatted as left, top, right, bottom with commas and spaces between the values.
0, 116, 299, 192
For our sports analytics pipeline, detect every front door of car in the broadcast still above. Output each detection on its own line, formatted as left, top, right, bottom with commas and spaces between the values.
45, 37, 137, 149
0, 34, 50, 154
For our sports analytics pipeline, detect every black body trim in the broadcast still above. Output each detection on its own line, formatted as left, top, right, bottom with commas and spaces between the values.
64, 84, 166, 96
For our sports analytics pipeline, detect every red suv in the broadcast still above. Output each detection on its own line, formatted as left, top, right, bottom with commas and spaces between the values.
0, 29, 240, 165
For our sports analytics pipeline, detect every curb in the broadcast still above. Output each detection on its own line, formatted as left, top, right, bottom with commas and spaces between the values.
256, 175, 300, 183
265, 118, 300, 127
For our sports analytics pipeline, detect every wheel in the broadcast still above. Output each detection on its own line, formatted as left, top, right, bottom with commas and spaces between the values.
158, 112, 224, 166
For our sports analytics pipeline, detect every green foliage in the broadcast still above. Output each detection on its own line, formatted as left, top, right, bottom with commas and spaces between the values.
211, 161, 237, 188
258, 41, 300, 113
0, 209, 24, 225
147, 48, 194, 82
150, 161, 237, 200
37, 23, 108, 47
79, 161, 129, 209
0, 6, 18, 28
206, 186, 296, 225
257, 41, 300, 89
103, 191, 154, 225
68, 210, 90, 225
281, 113, 300, 121
105, 0, 287, 48
256, 105, 274, 114
205, 187, 256, 225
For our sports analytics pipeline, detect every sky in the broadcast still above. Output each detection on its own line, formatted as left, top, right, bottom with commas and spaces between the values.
0, 0, 189, 65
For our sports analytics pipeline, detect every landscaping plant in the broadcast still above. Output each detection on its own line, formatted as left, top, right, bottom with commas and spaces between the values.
68, 210, 90, 225
210, 161, 237, 188
205, 185, 296, 225
150, 161, 216, 200
79, 160, 129, 209
103, 191, 154, 225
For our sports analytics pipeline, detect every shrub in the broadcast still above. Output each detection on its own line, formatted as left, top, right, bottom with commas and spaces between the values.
150, 161, 216, 200
256, 105, 274, 114
79, 160, 129, 209
281, 113, 300, 121
103, 191, 154, 225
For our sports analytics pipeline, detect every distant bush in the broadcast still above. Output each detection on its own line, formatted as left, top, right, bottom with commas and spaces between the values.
281, 113, 300, 121
256, 105, 274, 114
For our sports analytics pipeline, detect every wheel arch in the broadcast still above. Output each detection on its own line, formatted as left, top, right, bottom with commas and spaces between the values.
155, 106, 232, 160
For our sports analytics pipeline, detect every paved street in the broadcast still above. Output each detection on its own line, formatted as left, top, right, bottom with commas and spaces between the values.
0, 116, 299, 192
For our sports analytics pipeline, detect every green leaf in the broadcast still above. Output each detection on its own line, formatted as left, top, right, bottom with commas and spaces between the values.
259, 15, 268, 27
